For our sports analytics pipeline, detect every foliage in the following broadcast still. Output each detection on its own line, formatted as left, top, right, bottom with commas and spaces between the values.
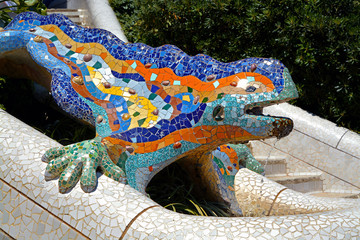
110, 0, 360, 132
146, 162, 231, 217
0, 0, 46, 27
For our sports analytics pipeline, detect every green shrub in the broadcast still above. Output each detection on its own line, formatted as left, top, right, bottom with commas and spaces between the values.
110, 0, 360, 132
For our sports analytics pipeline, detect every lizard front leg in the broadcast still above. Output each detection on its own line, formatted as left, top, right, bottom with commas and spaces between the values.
42, 137, 126, 193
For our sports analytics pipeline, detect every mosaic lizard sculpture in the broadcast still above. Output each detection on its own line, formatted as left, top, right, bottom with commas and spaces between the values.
0, 12, 298, 215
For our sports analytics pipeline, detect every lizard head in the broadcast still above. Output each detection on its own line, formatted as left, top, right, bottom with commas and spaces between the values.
195, 57, 298, 145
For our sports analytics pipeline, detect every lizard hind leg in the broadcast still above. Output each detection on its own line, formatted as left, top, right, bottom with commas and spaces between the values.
226, 143, 265, 176
208, 145, 244, 216
180, 144, 264, 216
209, 144, 265, 215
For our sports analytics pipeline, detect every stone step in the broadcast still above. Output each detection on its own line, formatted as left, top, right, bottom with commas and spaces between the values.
46, 9, 88, 26
68, 18, 82, 25
308, 191, 360, 199
267, 173, 323, 193
256, 156, 287, 175
47, 9, 79, 14
47, 10, 81, 20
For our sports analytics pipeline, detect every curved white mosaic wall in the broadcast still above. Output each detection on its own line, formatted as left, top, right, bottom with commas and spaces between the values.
1, 109, 360, 239
252, 103, 360, 194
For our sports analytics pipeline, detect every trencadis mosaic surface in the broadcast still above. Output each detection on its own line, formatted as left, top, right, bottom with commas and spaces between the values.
0, 12, 298, 215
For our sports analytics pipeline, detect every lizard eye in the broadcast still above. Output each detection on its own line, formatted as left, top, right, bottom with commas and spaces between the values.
213, 105, 225, 121
246, 85, 257, 92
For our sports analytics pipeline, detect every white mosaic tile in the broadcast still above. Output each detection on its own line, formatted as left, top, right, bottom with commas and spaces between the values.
252, 107, 360, 193
235, 168, 360, 216
264, 103, 348, 148
337, 130, 360, 159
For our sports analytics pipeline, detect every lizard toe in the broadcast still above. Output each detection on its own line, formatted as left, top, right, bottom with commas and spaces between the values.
58, 159, 83, 194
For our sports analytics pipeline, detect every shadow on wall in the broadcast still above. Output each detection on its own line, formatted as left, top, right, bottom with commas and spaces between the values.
43, 0, 87, 9
43, 0, 67, 8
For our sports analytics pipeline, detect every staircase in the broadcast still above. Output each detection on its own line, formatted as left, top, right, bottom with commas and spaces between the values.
256, 155, 360, 198
47, 9, 92, 27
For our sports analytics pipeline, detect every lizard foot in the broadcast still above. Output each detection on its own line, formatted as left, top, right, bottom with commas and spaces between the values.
42, 137, 126, 193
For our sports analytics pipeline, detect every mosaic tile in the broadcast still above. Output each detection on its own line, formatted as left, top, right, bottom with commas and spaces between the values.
0, 12, 298, 210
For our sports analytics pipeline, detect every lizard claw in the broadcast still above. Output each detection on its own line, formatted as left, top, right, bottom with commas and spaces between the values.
41, 154, 49, 163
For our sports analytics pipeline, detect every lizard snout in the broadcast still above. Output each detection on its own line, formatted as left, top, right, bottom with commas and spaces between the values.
271, 118, 294, 139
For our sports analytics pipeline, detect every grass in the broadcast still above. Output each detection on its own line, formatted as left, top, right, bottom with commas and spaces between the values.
146, 162, 231, 217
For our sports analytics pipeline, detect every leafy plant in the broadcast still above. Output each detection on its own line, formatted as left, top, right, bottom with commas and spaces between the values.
0, 0, 46, 27
110, 0, 360, 133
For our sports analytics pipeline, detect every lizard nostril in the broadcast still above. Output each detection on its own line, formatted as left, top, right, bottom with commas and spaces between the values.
246, 86, 257, 92
213, 105, 225, 122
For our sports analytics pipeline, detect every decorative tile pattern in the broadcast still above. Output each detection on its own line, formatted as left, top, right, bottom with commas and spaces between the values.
0, 180, 87, 240
0, 11, 298, 214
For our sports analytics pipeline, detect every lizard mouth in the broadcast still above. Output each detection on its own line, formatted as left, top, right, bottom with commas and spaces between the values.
245, 105, 293, 139
245, 106, 264, 116
212, 104, 293, 139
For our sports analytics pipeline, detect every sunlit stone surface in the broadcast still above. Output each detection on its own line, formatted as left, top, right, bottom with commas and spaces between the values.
1, 110, 360, 239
